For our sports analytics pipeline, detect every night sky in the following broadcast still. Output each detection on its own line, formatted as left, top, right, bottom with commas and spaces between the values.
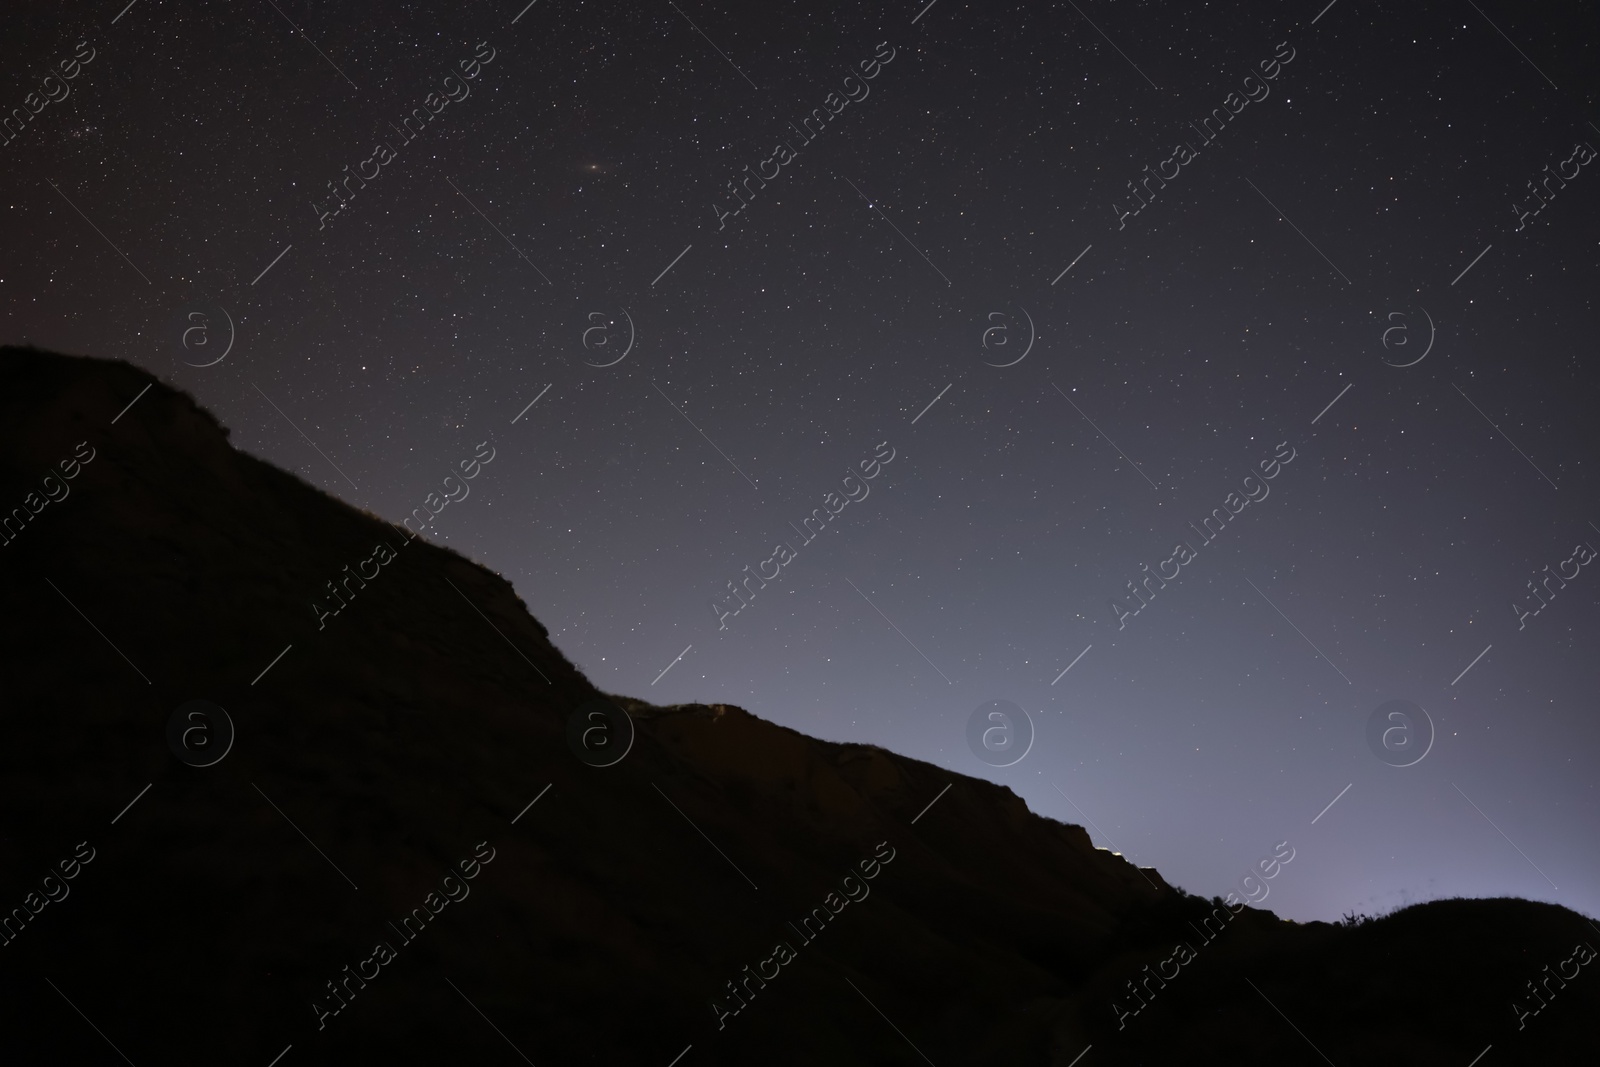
5, 0, 1599, 926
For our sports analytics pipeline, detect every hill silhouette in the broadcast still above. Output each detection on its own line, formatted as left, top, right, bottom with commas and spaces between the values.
0, 345, 1594, 1065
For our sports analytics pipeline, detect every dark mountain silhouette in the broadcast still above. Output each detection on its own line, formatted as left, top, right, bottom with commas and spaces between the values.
1, 345, 1594, 1065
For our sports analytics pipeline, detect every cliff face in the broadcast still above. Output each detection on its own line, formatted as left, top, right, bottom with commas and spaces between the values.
0, 346, 1594, 1066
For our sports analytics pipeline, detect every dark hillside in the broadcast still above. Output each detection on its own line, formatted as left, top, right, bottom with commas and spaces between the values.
1, 346, 1593, 1065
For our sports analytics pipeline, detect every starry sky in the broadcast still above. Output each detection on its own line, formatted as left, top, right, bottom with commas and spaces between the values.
4, 0, 1599, 925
